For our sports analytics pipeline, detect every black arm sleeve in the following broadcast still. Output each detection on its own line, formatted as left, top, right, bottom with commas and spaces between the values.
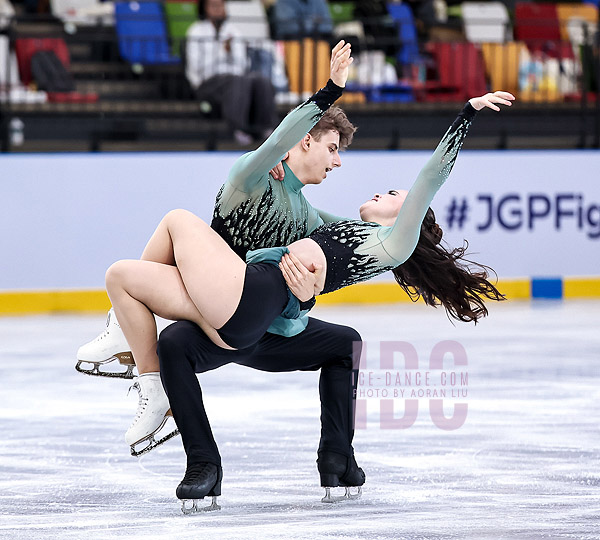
299, 296, 317, 311
308, 79, 344, 112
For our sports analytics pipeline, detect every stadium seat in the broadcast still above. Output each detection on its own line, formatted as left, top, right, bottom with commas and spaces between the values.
15, 38, 71, 86
514, 3, 561, 43
114, 1, 180, 65
329, 1, 355, 24
164, 1, 198, 56
556, 3, 598, 45
14, 37, 98, 102
386, 2, 421, 67
226, 0, 269, 41
0, 0, 15, 29
49, 0, 114, 26
481, 42, 524, 97
461, 1, 512, 43
284, 38, 329, 99
0, 35, 19, 87
420, 42, 488, 102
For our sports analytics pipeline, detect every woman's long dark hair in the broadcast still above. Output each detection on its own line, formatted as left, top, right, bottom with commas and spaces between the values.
392, 208, 505, 323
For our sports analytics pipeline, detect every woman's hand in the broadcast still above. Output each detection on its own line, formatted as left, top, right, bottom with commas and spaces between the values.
469, 91, 515, 111
329, 40, 353, 88
279, 253, 321, 302
269, 152, 288, 181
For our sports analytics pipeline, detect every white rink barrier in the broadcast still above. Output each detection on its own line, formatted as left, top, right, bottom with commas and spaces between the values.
1, 150, 599, 294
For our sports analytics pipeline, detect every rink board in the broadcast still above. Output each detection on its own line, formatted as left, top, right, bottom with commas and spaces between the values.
1, 276, 599, 314
1, 150, 599, 291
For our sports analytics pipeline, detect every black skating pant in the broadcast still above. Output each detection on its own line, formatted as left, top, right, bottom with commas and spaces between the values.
158, 318, 361, 468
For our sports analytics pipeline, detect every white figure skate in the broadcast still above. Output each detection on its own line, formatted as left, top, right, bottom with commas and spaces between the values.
126, 373, 180, 457
76, 308, 137, 379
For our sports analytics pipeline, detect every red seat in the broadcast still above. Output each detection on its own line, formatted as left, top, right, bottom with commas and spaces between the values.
15, 38, 71, 86
47, 91, 99, 103
14, 37, 98, 103
419, 42, 487, 102
514, 3, 561, 43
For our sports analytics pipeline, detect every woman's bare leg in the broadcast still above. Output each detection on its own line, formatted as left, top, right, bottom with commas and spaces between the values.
139, 210, 246, 326
106, 209, 247, 372
140, 215, 175, 265
157, 209, 247, 328
106, 259, 233, 373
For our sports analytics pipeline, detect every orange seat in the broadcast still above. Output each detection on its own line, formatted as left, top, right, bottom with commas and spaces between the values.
284, 38, 329, 98
556, 3, 598, 42
481, 42, 525, 96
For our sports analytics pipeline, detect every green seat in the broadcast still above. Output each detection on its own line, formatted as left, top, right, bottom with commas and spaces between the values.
329, 2, 355, 24
164, 1, 199, 57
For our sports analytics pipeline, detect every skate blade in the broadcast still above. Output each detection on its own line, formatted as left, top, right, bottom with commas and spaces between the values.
75, 353, 136, 379
181, 496, 221, 514
130, 412, 180, 457
321, 486, 362, 503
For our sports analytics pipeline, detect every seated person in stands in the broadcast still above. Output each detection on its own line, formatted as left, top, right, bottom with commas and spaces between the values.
270, 0, 333, 39
186, 0, 276, 144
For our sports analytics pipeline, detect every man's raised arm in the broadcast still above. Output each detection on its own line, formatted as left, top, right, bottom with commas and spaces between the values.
227, 41, 352, 193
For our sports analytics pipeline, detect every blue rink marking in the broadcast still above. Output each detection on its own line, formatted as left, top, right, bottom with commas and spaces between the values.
531, 277, 563, 299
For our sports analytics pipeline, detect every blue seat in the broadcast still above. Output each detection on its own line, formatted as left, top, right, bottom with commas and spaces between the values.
115, 1, 180, 65
346, 82, 414, 103
386, 3, 421, 67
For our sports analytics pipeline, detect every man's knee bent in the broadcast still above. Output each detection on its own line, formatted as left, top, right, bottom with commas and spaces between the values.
330, 326, 362, 370
156, 321, 197, 369
157, 320, 226, 374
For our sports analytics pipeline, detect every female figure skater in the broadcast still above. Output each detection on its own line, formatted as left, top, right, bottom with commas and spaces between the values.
106, 91, 513, 367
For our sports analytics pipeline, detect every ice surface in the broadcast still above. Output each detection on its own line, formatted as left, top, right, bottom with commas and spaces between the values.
0, 301, 598, 539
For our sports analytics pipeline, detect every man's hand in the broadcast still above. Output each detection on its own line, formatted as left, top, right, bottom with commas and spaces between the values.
279, 252, 321, 302
329, 40, 353, 88
468, 91, 515, 111
269, 152, 289, 181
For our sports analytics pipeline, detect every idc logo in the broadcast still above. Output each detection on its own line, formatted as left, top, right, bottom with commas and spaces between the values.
445, 193, 600, 239
352, 341, 469, 431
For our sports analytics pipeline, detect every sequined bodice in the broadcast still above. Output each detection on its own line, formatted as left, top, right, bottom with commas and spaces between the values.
309, 220, 396, 293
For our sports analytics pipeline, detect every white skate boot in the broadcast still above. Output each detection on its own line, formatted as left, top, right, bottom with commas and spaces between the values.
76, 308, 137, 379
126, 372, 180, 457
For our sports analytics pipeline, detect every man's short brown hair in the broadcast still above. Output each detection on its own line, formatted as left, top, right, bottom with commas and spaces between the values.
309, 107, 357, 150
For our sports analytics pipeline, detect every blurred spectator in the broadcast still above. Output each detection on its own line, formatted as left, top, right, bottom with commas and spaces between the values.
186, 0, 277, 144
404, 0, 451, 39
270, 0, 333, 39
353, 0, 399, 55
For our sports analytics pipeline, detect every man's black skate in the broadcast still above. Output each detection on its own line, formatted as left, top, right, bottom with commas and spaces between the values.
317, 451, 365, 503
177, 462, 222, 514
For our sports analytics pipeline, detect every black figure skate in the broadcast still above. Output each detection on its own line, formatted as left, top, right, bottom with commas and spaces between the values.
177, 462, 223, 514
317, 451, 365, 503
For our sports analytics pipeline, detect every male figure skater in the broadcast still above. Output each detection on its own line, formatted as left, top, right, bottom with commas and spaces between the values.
77, 42, 365, 509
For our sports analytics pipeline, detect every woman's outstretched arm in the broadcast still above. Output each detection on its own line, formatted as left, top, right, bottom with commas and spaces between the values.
378, 91, 515, 265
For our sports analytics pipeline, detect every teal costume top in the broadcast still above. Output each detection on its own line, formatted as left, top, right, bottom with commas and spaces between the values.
247, 102, 478, 335
210, 79, 346, 336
